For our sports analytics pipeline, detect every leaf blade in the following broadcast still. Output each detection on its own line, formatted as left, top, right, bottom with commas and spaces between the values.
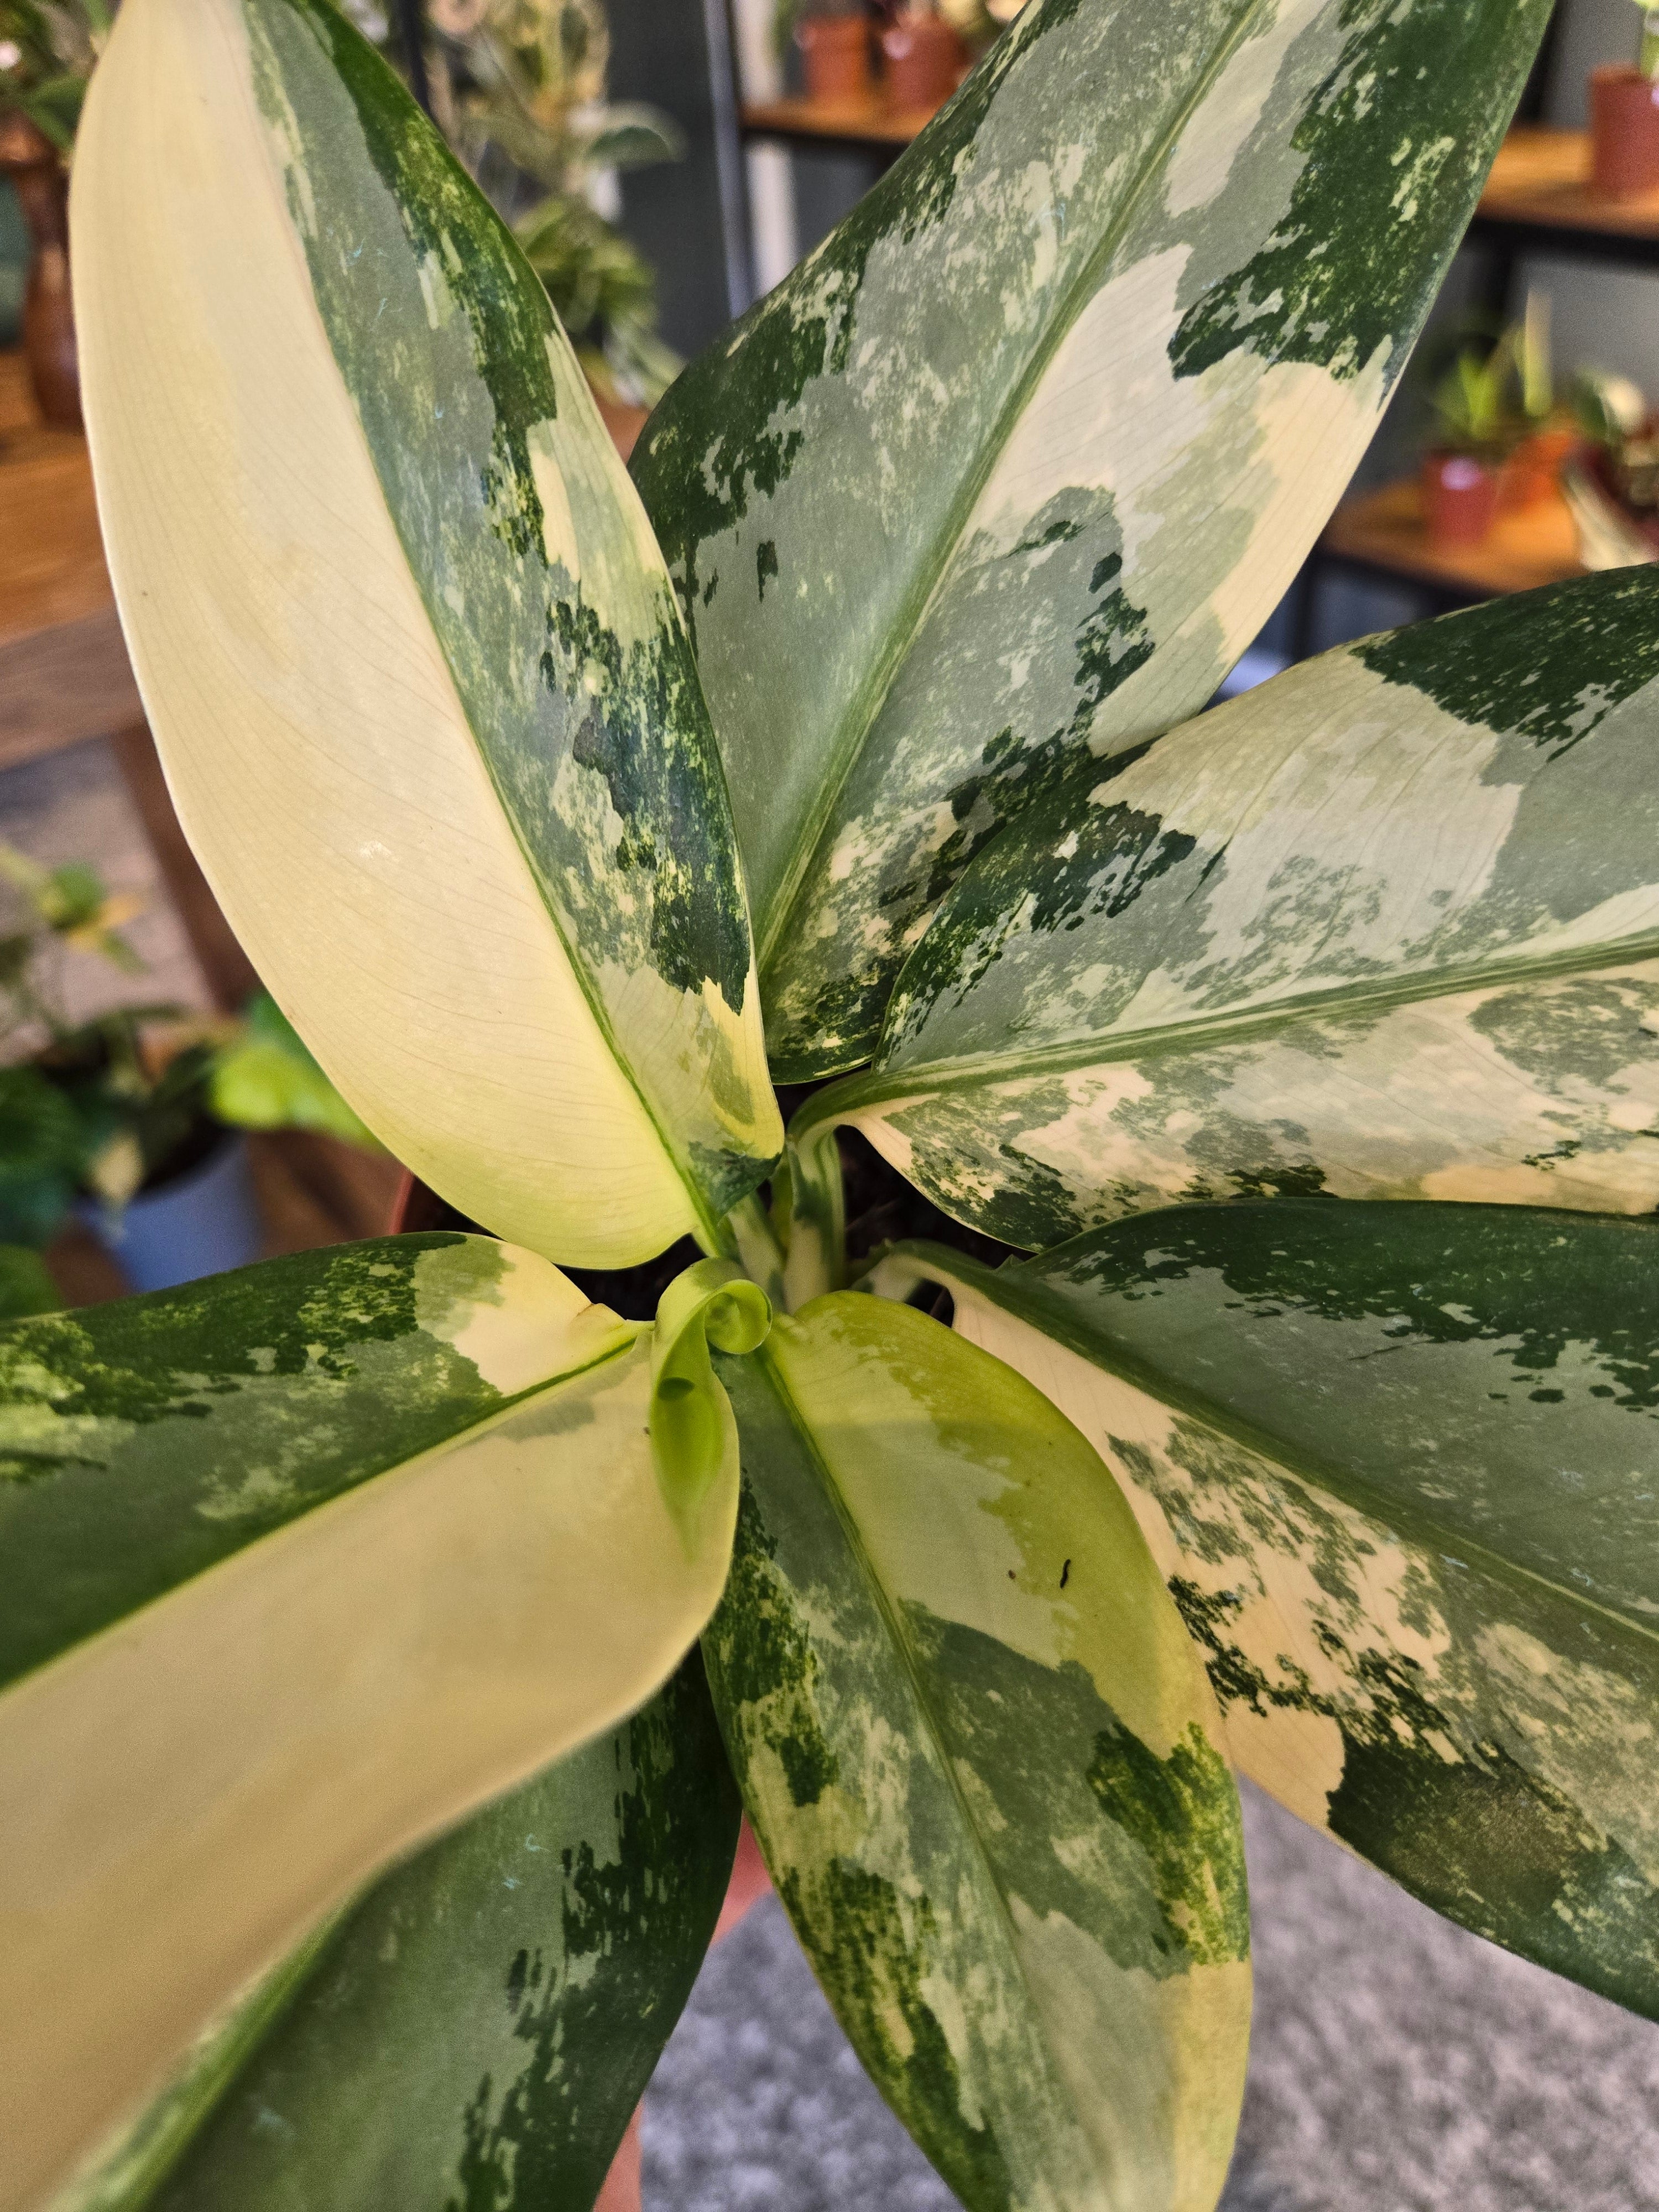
0, 1238, 740, 2212
705, 1295, 1249, 2212
107, 1657, 739, 2212
634, 0, 1550, 1076
73, 0, 779, 1267
875, 1202, 1659, 2016
814, 569, 1659, 1249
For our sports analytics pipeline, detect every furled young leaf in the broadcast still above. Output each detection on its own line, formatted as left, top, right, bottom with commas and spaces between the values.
100, 1657, 738, 2212
72, 0, 780, 1269
797, 570, 1659, 1253
705, 1295, 1250, 2212
0, 1235, 747, 2212
874, 1202, 1659, 2016
633, 0, 1551, 1079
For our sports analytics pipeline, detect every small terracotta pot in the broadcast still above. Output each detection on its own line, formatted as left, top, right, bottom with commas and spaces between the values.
795, 11, 871, 100
1500, 424, 1577, 511
0, 112, 80, 429
1422, 450, 1501, 549
880, 8, 964, 109
1590, 65, 1659, 200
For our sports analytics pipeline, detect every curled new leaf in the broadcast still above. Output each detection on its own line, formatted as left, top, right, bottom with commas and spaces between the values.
650, 1255, 771, 1541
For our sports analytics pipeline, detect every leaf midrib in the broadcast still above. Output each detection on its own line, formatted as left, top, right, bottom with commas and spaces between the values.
750, 1332, 1113, 2187
803, 925, 1659, 1126
754, 0, 1272, 989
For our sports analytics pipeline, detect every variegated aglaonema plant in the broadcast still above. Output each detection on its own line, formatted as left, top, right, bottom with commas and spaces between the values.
7, 0, 1657, 2204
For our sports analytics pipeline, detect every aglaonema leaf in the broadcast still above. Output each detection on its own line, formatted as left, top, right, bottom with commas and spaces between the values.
703, 1293, 1250, 2212
0, 1237, 748, 2212
84, 1655, 738, 2212
874, 1201, 1659, 2017
633, 0, 1551, 1079
798, 569, 1659, 1254
73, 0, 780, 1269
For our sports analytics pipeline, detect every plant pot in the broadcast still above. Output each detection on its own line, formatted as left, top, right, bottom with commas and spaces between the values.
1590, 65, 1659, 200
0, 112, 81, 429
1501, 424, 1577, 511
795, 12, 871, 100
879, 9, 964, 109
82, 1131, 264, 1292
1421, 450, 1501, 549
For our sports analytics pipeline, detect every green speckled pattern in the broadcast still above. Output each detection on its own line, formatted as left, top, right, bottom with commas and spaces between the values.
242, 0, 779, 1230
705, 1296, 1250, 2212
120, 1656, 738, 2212
882, 1202, 1659, 2015
633, 0, 1549, 1076
813, 569, 1659, 1249
0, 1234, 634, 1693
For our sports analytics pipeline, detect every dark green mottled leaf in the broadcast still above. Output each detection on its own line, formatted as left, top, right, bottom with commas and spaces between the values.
634, 0, 1550, 1077
0, 1239, 747, 2212
113, 1656, 738, 2212
799, 570, 1659, 1254
705, 1294, 1249, 2212
875, 1202, 1659, 2016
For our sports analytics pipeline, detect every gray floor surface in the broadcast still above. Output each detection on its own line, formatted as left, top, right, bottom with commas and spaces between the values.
641, 1780, 1659, 2212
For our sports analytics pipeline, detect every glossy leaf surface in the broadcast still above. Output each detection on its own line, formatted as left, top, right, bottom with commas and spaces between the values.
0, 1236, 743, 2212
705, 1295, 1250, 2212
73, 0, 779, 1267
875, 1203, 1659, 2015
634, 0, 1550, 1077
808, 570, 1659, 1250
127, 1658, 739, 2212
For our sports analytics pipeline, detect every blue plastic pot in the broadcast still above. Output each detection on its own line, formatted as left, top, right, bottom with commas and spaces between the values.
84, 1132, 264, 1293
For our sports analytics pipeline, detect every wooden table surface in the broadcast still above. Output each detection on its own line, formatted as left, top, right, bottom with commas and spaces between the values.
1319, 478, 1583, 602
0, 349, 143, 773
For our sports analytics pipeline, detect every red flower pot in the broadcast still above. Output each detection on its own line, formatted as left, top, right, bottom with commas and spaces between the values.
879, 10, 964, 111
1591, 65, 1659, 200
1422, 451, 1501, 549
796, 11, 871, 100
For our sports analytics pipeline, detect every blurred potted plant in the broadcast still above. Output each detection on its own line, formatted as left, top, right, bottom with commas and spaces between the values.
0, 847, 374, 1291
789, 0, 869, 100
349, 0, 684, 412
1562, 366, 1659, 568
1592, 1, 1659, 200
878, 0, 964, 110
0, 0, 107, 424
1416, 299, 1572, 546
1498, 290, 1577, 509
1420, 330, 1514, 547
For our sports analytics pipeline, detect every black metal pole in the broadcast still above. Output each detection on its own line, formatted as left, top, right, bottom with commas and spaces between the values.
393, 0, 434, 117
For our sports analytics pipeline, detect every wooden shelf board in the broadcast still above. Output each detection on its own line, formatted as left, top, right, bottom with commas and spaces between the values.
1320, 477, 1583, 601
1476, 126, 1659, 243
740, 92, 941, 148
